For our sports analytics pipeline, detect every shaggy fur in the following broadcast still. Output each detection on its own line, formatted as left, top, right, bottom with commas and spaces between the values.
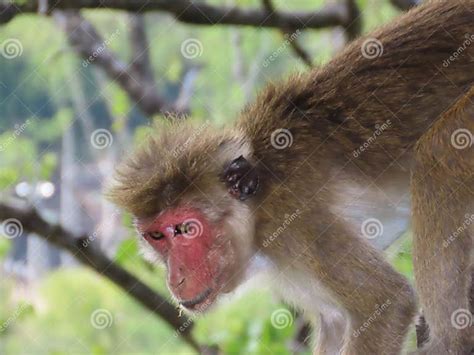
108, 1, 474, 353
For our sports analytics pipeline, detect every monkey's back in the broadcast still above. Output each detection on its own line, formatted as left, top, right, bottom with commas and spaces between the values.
239, 0, 474, 179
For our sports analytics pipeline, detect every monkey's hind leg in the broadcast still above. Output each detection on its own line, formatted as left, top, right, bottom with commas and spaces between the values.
412, 87, 474, 355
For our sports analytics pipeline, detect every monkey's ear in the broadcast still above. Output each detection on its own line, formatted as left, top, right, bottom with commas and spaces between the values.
221, 155, 259, 201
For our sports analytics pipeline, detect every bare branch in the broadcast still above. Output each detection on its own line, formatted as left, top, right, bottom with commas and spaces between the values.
174, 65, 201, 115
389, 0, 421, 11
0, 1, 350, 30
343, 0, 362, 41
0, 2, 20, 23
53, 10, 181, 117
128, 14, 155, 85
261, 0, 313, 68
0, 200, 200, 352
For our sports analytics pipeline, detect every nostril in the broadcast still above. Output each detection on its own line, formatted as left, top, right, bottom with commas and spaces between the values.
178, 277, 185, 287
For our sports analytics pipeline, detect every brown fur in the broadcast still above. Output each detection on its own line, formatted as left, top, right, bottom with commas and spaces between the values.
108, 1, 474, 354
412, 86, 474, 354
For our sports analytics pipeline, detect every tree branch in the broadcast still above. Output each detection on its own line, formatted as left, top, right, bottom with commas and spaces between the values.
0, 200, 200, 352
0, 0, 351, 30
261, 0, 313, 68
389, 0, 421, 11
343, 0, 362, 41
128, 14, 155, 86
53, 10, 181, 117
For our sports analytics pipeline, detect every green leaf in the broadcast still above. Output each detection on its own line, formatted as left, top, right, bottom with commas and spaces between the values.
114, 238, 139, 265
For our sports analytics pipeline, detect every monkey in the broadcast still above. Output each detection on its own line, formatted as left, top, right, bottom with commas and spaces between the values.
107, 1, 474, 354
412, 85, 474, 355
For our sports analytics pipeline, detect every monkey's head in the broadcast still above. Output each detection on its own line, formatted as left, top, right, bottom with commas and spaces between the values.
107, 122, 260, 312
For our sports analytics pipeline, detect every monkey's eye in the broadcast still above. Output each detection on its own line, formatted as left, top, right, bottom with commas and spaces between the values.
146, 231, 165, 240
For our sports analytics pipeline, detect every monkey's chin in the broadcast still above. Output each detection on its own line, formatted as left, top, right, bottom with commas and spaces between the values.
178, 287, 217, 313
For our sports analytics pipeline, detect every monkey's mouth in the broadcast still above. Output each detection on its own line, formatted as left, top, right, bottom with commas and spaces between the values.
179, 287, 213, 310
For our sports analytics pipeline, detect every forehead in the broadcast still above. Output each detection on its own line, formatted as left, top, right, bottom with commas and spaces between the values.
107, 123, 250, 218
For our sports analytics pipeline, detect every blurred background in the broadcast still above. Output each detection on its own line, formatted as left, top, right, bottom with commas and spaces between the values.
0, 0, 416, 353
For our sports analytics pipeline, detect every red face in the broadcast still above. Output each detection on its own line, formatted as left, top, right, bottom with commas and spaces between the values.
136, 205, 236, 312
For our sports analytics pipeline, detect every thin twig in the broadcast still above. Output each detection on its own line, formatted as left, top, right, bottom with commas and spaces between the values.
261, 0, 313, 68
0, 0, 351, 30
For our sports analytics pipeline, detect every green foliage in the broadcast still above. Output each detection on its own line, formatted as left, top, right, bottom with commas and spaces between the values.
0, 135, 36, 188
0, 238, 12, 259
390, 235, 414, 280
38, 153, 58, 180
114, 238, 140, 266
28, 109, 73, 144
0, 1, 414, 353
1, 269, 191, 354
1, 267, 307, 354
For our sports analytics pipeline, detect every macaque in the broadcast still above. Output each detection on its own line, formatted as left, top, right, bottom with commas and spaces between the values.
107, 1, 474, 354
